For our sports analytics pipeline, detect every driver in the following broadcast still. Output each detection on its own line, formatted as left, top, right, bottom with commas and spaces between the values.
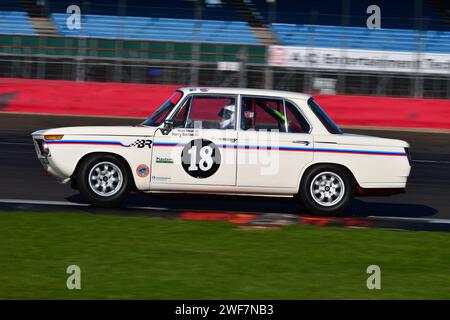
218, 104, 235, 129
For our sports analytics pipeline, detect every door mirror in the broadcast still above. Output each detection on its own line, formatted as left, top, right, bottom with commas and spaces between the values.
161, 119, 174, 135
163, 119, 174, 129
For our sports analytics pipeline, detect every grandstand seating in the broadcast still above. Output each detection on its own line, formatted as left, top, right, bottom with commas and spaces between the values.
272, 24, 450, 53
1, 2, 449, 53
51, 13, 259, 44
49, 11, 450, 53
0, 11, 36, 35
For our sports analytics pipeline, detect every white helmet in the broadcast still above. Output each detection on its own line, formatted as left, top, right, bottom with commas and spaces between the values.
218, 104, 235, 129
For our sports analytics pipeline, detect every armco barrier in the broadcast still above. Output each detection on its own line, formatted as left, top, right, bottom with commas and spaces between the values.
1, 78, 449, 130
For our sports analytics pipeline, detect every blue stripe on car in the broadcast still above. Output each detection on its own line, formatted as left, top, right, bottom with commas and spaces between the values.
46, 140, 406, 156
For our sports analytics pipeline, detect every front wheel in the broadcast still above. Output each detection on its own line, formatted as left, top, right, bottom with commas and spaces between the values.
77, 154, 131, 207
299, 165, 354, 216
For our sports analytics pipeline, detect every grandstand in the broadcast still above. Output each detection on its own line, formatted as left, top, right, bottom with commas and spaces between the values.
0, 0, 449, 48
0, 0, 449, 98
0, 11, 36, 35
2, 10, 449, 53
51, 14, 259, 44
272, 24, 450, 53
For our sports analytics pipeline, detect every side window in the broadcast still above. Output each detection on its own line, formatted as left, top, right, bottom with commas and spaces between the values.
285, 101, 310, 133
185, 95, 237, 130
241, 97, 286, 132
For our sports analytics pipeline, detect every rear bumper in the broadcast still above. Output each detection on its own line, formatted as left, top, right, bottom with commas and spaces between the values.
356, 186, 406, 197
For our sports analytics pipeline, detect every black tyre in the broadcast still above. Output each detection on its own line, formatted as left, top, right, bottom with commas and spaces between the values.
299, 164, 354, 216
77, 154, 131, 207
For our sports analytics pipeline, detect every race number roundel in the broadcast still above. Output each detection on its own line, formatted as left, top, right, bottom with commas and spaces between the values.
181, 139, 221, 179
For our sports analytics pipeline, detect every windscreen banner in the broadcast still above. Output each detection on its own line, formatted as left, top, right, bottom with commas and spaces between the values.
269, 45, 450, 75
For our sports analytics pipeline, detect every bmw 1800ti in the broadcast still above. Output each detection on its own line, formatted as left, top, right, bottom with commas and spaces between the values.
32, 88, 411, 215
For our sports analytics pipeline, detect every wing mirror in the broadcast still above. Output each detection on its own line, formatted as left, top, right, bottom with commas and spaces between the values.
161, 119, 174, 135
163, 119, 174, 129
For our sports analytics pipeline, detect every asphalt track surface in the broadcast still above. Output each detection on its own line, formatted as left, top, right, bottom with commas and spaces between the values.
1, 113, 450, 227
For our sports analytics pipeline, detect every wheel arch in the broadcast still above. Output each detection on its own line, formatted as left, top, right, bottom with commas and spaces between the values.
297, 162, 358, 194
70, 151, 138, 191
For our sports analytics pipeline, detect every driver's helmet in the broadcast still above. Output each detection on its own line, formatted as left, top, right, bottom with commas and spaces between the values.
218, 104, 235, 129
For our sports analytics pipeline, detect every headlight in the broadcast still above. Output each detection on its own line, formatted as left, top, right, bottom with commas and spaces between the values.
41, 141, 50, 156
35, 139, 50, 157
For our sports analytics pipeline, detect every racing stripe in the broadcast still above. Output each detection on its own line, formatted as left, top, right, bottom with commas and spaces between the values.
46, 140, 407, 156
45, 140, 130, 147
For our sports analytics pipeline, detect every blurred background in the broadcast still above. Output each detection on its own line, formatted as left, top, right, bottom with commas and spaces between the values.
1, 1, 450, 300
0, 0, 449, 99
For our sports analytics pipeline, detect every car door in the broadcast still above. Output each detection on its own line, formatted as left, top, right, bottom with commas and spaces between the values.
150, 94, 238, 188
237, 96, 313, 189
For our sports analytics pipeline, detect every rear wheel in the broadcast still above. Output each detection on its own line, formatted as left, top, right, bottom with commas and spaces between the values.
77, 154, 131, 207
299, 165, 354, 216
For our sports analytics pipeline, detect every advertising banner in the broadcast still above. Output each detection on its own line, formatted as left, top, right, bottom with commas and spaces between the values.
269, 45, 450, 75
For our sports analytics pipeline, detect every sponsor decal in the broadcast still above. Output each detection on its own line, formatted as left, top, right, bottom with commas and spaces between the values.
136, 164, 149, 178
181, 139, 221, 179
130, 139, 152, 148
269, 45, 450, 75
151, 175, 171, 181
171, 129, 199, 138
156, 157, 174, 164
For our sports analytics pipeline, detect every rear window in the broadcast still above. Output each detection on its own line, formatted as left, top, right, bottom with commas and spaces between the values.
285, 101, 310, 133
308, 98, 342, 134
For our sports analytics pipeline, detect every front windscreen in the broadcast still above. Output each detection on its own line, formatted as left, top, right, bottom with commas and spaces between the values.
308, 98, 342, 134
142, 90, 184, 126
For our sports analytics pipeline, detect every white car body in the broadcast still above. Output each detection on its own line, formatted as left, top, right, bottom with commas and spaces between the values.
32, 87, 411, 212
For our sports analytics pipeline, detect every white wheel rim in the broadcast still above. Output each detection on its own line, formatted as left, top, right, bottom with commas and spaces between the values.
88, 161, 123, 197
310, 171, 345, 207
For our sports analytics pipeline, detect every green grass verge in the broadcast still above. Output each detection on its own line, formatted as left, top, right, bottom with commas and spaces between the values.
0, 211, 449, 299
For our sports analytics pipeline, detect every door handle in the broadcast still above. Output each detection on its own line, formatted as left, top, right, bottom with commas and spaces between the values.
292, 140, 310, 146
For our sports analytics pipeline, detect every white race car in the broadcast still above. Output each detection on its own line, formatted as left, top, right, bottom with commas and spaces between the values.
32, 88, 411, 215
